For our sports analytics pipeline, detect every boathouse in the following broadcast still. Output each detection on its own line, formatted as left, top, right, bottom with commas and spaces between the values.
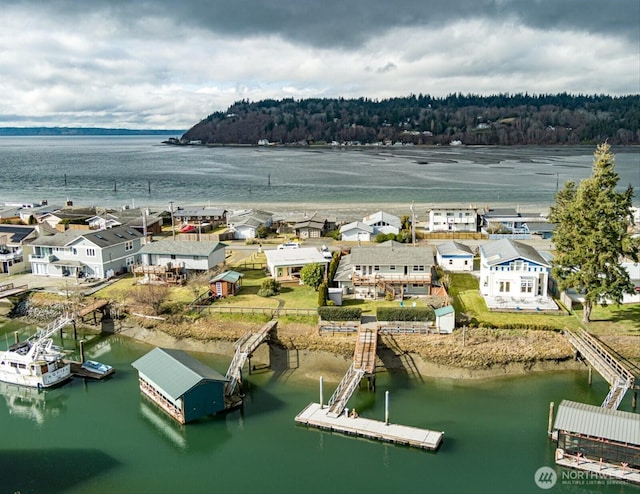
209, 270, 244, 298
552, 400, 640, 480
131, 348, 228, 424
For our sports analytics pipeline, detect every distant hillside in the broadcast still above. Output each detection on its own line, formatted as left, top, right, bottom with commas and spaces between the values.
182, 93, 640, 146
0, 127, 185, 136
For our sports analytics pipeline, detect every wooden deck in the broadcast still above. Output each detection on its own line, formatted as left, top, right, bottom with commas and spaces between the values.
353, 327, 377, 374
295, 402, 443, 451
0, 283, 29, 298
76, 299, 109, 318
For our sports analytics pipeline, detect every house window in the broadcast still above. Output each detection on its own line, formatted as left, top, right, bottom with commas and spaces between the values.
448, 259, 453, 265
126, 256, 134, 266
446, 212, 454, 216
499, 281, 511, 293
125, 241, 134, 251
434, 212, 442, 216
412, 265, 425, 272
521, 279, 534, 293
464, 260, 468, 265
171, 255, 176, 260
389, 265, 396, 271
87, 248, 96, 257
374, 265, 379, 271
355, 265, 361, 272
511, 260, 524, 271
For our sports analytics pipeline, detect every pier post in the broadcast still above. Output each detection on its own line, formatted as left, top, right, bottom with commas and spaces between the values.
319, 376, 324, 409
633, 391, 637, 410
385, 390, 390, 425
548, 401, 555, 435
79, 340, 85, 363
14, 331, 19, 344
248, 356, 252, 375
73, 320, 77, 340
588, 366, 592, 385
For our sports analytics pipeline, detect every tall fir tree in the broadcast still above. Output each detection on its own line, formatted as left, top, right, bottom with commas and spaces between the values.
549, 142, 638, 322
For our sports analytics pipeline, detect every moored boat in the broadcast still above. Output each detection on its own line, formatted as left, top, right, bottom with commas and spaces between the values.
0, 316, 72, 388
81, 360, 113, 375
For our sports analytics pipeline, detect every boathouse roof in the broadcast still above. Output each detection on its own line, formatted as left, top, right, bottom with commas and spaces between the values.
131, 348, 228, 401
553, 400, 640, 445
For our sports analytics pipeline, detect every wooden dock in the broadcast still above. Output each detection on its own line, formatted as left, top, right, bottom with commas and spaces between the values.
295, 402, 443, 451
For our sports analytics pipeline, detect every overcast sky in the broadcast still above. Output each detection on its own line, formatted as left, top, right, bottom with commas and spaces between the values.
2, 0, 638, 130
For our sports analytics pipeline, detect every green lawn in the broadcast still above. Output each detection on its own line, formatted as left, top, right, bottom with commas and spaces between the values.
448, 273, 581, 330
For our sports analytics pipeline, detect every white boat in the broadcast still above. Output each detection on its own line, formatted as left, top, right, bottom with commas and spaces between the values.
81, 360, 113, 375
0, 316, 72, 388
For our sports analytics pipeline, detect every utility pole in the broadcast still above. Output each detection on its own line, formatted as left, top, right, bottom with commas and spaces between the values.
412, 203, 416, 246
169, 201, 175, 240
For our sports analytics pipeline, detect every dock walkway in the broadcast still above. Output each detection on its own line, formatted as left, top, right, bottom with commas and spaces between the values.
295, 402, 443, 451
563, 329, 635, 409
224, 320, 276, 397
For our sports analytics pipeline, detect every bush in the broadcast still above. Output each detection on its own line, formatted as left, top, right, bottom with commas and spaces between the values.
317, 282, 328, 306
317, 306, 362, 321
376, 307, 435, 321
258, 278, 281, 297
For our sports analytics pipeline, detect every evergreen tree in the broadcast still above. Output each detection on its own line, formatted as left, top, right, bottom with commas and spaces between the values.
549, 142, 638, 322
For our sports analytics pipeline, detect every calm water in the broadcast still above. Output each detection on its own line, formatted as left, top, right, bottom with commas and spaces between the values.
1, 321, 637, 494
0, 136, 638, 209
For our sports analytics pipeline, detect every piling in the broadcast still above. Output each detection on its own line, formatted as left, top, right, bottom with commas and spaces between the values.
79, 340, 85, 363
73, 321, 77, 340
385, 390, 390, 425
633, 391, 637, 410
319, 376, 324, 409
548, 401, 555, 435
14, 331, 19, 344
588, 366, 592, 385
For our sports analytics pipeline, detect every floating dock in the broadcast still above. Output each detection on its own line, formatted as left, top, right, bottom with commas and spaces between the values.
295, 402, 443, 451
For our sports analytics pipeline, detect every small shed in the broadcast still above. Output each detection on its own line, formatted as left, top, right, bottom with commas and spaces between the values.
434, 305, 455, 334
209, 270, 244, 298
131, 348, 228, 424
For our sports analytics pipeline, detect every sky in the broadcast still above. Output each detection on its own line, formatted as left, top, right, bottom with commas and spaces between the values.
1, 0, 639, 130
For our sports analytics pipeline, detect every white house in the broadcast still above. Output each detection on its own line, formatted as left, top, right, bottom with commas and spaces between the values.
622, 261, 640, 304
227, 209, 273, 240
428, 208, 477, 232
339, 221, 375, 242
264, 247, 329, 281
436, 241, 474, 271
362, 211, 402, 235
29, 226, 143, 279
479, 238, 556, 310
434, 305, 455, 334
137, 240, 226, 273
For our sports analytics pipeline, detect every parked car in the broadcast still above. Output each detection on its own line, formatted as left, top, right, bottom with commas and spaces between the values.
277, 242, 299, 250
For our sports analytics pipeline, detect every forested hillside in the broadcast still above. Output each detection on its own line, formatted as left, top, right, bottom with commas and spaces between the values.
181, 93, 640, 146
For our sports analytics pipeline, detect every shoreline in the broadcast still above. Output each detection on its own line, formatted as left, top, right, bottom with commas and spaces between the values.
117, 322, 586, 383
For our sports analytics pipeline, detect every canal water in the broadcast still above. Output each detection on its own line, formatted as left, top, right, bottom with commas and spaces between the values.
0, 321, 637, 494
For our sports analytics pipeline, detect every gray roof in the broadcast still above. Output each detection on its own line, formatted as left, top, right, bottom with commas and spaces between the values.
362, 211, 402, 228
131, 347, 228, 400
479, 238, 549, 267
525, 222, 556, 233
482, 208, 519, 218
436, 241, 474, 257
339, 221, 374, 234
553, 400, 640, 445
174, 207, 227, 218
32, 225, 142, 248
348, 243, 434, 267
138, 239, 225, 256
0, 225, 36, 244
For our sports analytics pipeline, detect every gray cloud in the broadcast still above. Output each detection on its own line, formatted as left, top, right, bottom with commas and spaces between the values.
1, 0, 638, 129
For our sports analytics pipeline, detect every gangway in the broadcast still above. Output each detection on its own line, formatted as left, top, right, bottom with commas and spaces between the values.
224, 320, 276, 397
563, 329, 635, 409
325, 327, 378, 417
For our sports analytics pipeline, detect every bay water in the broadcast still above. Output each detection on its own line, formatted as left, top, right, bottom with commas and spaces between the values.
1, 321, 637, 494
0, 137, 637, 210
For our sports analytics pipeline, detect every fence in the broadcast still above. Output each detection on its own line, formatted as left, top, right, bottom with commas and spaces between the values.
191, 305, 317, 317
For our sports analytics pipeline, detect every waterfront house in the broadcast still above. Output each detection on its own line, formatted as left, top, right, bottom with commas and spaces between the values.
478, 238, 555, 310
0, 225, 38, 275
264, 247, 329, 282
209, 270, 244, 298
362, 211, 402, 236
227, 209, 273, 240
552, 400, 640, 481
436, 241, 474, 271
339, 221, 375, 242
28, 226, 143, 279
135, 240, 226, 283
293, 213, 328, 239
428, 207, 478, 232
481, 207, 550, 236
333, 241, 435, 300
434, 305, 455, 334
174, 206, 228, 230
131, 347, 228, 424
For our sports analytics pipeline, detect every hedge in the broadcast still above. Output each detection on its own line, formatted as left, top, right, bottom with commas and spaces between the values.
376, 307, 435, 322
317, 306, 362, 321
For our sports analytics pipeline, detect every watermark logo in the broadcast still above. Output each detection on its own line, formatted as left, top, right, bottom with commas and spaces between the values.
534, 466, 558, 489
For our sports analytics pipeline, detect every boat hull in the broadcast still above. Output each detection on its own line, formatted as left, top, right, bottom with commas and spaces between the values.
0, 363, 71, 389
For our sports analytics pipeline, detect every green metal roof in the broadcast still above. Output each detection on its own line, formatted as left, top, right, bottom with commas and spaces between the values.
434, 305, 455, 317
131, 347, 228, 400
553, 400, 640, 445
209, 270, 243, 283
